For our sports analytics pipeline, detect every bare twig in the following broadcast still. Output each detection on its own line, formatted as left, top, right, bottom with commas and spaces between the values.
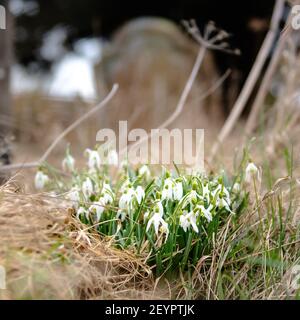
0, 84, 119, 173
209, 0, 285, 161
245, 12, 292, 135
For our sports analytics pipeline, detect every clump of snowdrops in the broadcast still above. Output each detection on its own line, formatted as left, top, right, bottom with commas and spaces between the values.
34, 146, 258, 276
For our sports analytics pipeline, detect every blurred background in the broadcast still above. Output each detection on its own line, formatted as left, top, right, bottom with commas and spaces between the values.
0, 0, 292, 181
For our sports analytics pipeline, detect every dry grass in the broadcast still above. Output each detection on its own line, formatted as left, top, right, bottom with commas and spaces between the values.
0, 181, 169, 300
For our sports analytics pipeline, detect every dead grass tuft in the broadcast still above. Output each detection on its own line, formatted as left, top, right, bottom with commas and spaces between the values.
0, 182, 168, 300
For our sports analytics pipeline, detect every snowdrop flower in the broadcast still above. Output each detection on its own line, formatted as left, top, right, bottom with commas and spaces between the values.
135, 186, 145, 204
179, 211, 199, 233
202, 183, 211, 202
85, 148, 101, 172
66, 187, 80, 208
119, 188, 136, 209
139, 165, 151, 179
179, 212, 190, 232
82, 178, 93, 199
162, 178, 174, 201
89, 200, 105, 222
120, 159, 128, 169
159, 220, 169, 239
117, 187, 136, 221
216, 197, 232, 213
222, 185, 230, 199
146, 202, 169, 238
143, 211, 150, 223
102, 183, 114, 204
107, 150, 118, 166
62, 153, 75, 172
245, 162, 260, 184
35, 171, 49, 190
188, 190, 199, 203
173, 181, 183, 201
197, 204, 213, 222
77, 206, 89, 220
232, 182, 240, 193
116, 210, 126, 222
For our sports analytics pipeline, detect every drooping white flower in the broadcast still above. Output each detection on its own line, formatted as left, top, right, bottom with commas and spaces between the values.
146, 202, 168, 238
245, 162, 259, 184
161, 178, 174, 201
116, 210, 126, 222
179, 212, 190, 232
198, 204, 213, 222
232, 182, 240, 193
117, 187, 136, 221
179, 211, 199, 233
62, 153, 75, 172
34, 171, 49, 190
135, 186, 145, 204
216, 197, 232, 213
138, 165, 151, 179
77, 206, 89, 220
159, 219, 169, 240
143, 211, 150, 223
222, 185, 230, 199
119, 188, 136, 209
173, 181, 183, 201
85, 148, 101, 172
155, 201, 164, 216
66, 187, 80, 208
102, 183, 114, 204
89, 199, 105, 222
202, 183, 211, 202
82, 177, 93, 199
107, 150, 118, 167
188, 190, 199, 203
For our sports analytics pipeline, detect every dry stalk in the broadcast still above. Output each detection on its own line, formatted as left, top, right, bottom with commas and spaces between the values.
209, 0, 285, 162
245, 12, 293, 135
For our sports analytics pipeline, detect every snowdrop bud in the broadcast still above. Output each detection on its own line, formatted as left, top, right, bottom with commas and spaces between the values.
66, 187, 80, 208
146, 202, 167, 237
102, 183, 114, 204
77, 207, 89, 220
62, 153, 75, 172
107, 150, 118, 167
190, 190, 198, 203
139, 165, 151, 179
245, 162, 260, 184
82, 177, 93, 199
120, 159, 128, 170
34, 171, 49, 190
174, 182, 183, 201
232, 182, 240, 193
179, 212, 189, 232
135, 186, 145, 204
85, 148, 101, 171
89, 201, 105, 222
162, 178, 173, 201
